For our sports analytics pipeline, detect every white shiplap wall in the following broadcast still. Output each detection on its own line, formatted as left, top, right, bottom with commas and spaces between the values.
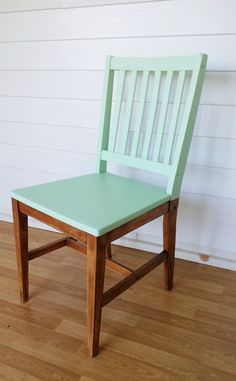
0, 0, 235, 270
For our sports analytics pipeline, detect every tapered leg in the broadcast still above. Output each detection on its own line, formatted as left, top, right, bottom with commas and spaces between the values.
12, 199, 29, 302
87, 235, 106, 357
163, 199, 179, 290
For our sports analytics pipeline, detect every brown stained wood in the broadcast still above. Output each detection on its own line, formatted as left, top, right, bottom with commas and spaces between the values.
67, 238, 132, 277
1, 221, 236, 380
66, 238, 87, 255
163, 199, 179, 290
105, 201, 169, 243
105, 258, 133, 277
0, 344, 81, 381
18, 202, 87, 244
11, 198, 186, 356
28, 237, 68, 261
12, 199, 29, 303
87, 235, 106, 357
106, 244, 112, 258
102, 251, 167, 306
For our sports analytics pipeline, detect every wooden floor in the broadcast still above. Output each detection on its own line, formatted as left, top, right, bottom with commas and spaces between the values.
0, 221, 236, 381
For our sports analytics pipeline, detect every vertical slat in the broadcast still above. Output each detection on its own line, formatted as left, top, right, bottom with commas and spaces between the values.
141, 71, 161, 160
109, 70, 126, 152
120, 70, 137, 154
131, 70, 149, 156
96, 56, 114, 173
153, 70, 173, 162
164, 70, 186, 164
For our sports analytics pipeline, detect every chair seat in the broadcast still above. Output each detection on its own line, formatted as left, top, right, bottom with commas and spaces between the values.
11, 173, 170, 236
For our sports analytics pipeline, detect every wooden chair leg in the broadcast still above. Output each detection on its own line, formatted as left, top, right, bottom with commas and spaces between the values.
12, 199, 29, 302
87, 235, 106, 357
163, 199, 178, 290
106, 243, 112, 258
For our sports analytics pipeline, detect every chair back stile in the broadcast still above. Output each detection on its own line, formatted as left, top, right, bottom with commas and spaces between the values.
96, 55, 207, 199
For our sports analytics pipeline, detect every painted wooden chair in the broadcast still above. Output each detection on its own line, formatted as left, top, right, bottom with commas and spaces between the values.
11, 54, 207, 357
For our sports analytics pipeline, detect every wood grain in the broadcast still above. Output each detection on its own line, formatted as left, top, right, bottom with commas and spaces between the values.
87, 235, 106, 357
18, 202, 87, 243
1, 220, 236, 380
12, 199, 29, 302
163, 199, 178, 290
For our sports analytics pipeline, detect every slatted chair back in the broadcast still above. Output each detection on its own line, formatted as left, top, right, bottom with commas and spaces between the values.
97, 54, 207, 199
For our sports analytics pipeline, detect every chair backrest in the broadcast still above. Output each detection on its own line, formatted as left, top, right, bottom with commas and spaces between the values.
96, 54, 207, 199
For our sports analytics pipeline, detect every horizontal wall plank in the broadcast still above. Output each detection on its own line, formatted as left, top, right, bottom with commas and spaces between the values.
188, 137, 236, 170
136, 217, 236, 257
0, 99, 235, 140
0, 71, 103, 100
0, 98, 100, 128
0, 123, 98, 154
0, 71, 236, 108
183, 166, 236, 200
0, 1, 234, 42
119, 234, 236, 271
0, 0, 166, 13
110, 163, 236, 199
0, 167, 67, 188
0, 123, 235, 169
0, 35, 234, 71
0, 145, 95, 176
179, 193, 236, 226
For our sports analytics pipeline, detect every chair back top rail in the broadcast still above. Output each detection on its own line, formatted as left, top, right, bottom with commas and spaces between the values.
97, 54, 207, 199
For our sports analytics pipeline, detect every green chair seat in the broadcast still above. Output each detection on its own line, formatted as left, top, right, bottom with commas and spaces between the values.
11, 173, 170, 236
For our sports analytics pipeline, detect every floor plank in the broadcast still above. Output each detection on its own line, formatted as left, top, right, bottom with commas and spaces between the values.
0, 221, 236, 381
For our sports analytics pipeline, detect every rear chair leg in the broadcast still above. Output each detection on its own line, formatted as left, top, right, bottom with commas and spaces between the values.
163, 199, 179, 290
12, 199, 29, 302
87, 235, 106, 357
106, 243, 112, 258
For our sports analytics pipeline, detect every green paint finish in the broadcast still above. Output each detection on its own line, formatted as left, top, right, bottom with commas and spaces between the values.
110, 55, 204, 71
167, 54, 208, 198
164, 70, 186, 165
11, 173, 170, 237
131, 70, 149, 157
120, 70, 137, 154
109, 69, 126, 152
11, 54, 207, 236
153, 70, 173, 162
97, 53, 207, 199
101, 151, 172, 176
142, 70, 161, 160
96, 56, 114, 174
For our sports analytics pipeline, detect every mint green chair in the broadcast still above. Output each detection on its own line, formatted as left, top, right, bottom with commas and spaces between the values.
11, 54, 207, 357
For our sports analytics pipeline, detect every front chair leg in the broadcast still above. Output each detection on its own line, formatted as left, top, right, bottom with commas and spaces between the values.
163, 199, 179, 290
12, 199, 29, 302
87, 235, 106, 357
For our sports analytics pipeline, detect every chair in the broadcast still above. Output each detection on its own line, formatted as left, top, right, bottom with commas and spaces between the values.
11, 54, 207, 357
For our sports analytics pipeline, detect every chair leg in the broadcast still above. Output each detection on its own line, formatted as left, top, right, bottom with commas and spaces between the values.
87, 235, 106, 357
163, 199, 178, 290
106, 243, 112, 258
12, 199, 29, 302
